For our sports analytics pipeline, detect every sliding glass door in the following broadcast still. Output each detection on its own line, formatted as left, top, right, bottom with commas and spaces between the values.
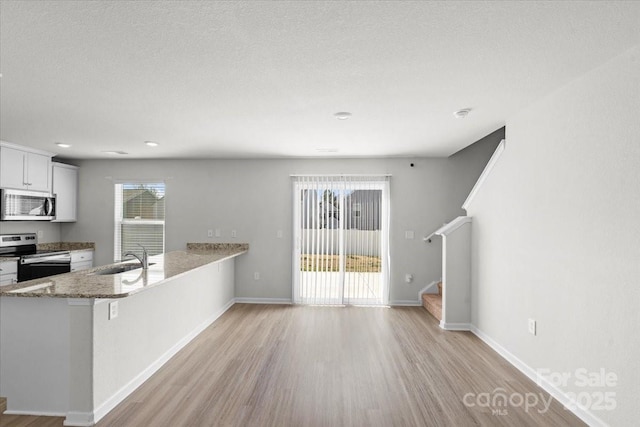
292, 175, 390, 305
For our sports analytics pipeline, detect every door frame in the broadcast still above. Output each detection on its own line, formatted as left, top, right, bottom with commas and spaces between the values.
292, 176, 390, 305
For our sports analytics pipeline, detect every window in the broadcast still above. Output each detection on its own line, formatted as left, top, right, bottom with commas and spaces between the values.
114, 182, 165, 261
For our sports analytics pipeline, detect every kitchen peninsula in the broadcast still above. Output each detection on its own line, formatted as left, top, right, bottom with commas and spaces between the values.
0, 243, 248, 426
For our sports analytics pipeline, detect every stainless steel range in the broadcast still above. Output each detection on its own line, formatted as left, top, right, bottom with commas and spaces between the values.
0, 233, 71, 282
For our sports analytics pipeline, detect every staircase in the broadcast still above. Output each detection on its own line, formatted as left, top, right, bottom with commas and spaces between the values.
422, 282, 442, 321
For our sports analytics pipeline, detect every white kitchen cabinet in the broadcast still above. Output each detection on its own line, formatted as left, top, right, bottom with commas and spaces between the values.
0, 142, 53, 193
52, 163, 79, 222
0, 260, 18, 287
70, 250, 93, 272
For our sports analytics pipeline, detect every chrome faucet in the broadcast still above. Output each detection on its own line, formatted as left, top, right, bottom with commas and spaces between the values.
123, 243, 149, 269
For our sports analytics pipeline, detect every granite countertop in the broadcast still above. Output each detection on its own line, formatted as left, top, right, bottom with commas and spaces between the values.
0, 242, 95, 263
37, 242, 95, 252
0, 243, 248, 299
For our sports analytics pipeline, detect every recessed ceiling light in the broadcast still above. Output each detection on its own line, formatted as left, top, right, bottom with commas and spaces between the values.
101, 150, 129, 155
453, 108, 471, 119
55, 142, 71, 148
145, 141, 159, 147
334, 112, 352, 120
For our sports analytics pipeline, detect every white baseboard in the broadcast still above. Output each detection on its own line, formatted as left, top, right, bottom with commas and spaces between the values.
470, 325, 607, 427
389, 300, 421, 306
440, 322, 471, 331
63, 411, 94, 426
89, 298, 236, 425
234, 297, 292, 304
3, 409, 67, 418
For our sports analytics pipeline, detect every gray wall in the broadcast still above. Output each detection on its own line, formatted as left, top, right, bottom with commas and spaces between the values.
465, 46, 639, 425
61, 152, 496, 304
0, 221, 61, 243
449, 127, 504, 217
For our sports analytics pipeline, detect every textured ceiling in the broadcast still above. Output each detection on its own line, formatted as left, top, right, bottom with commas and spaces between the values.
1, 1, 638, 159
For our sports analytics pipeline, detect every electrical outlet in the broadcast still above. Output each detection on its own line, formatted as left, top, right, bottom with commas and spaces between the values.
231, 230, 237, 238
405, 273, 413, 283
207, 229, 213, 238
254, 272, 260, 280
405, 230, 414, 239
528, 318, 536, 335
109, 301, 119, 320
215, 229, 221, 237
276, 230, 283, 239
37, 230, 44, 239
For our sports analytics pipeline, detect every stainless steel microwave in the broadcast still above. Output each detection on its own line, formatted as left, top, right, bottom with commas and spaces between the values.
0, 188, 56, 221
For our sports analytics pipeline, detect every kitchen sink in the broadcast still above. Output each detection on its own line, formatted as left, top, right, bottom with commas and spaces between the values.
90, 263, 155, 276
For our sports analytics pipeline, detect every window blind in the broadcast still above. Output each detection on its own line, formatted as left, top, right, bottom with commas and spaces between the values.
292, 175, 390, 305
114, 182, 165, 261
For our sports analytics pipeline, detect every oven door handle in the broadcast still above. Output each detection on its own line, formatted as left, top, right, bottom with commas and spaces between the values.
21, 254, 72, 265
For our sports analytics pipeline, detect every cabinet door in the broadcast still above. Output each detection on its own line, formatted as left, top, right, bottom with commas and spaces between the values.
71, 261, 93, 272
0, 275, 18, 287
26, 152, 52, 192
52, 164, 78, 222
0, 146, 27, 189
0, 261, 18, 287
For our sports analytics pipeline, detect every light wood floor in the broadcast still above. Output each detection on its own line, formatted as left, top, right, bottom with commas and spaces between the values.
1, 304, 585, 427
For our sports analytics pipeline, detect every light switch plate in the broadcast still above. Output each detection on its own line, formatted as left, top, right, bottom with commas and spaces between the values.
528, 318, 536, 335
405, 231, 414, 239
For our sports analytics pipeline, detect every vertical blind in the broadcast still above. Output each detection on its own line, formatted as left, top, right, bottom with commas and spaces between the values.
114, 182, 165, 261
292, 175, 390, 305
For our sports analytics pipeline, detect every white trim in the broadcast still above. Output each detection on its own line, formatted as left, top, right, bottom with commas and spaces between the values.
470, 325, 608, 427
3, 409, 67, 418
290, 174, 392, 178
234, 297, 292, 305
440, 322, 471, 331
52, 161, 79, 170
389, 300, 421, 306
418, 280, 440, 300
434, 216, 471, 236
462, 139, 505, 211
63, 411, 94, 426
90, 298, 235, 425
1, 140, 56, 157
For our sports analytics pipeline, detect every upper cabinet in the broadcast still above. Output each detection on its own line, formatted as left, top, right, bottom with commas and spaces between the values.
52, 163, 79, 222
0, 142, 54, 193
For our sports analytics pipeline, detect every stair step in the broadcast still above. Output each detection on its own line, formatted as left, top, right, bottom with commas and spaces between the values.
1, 396, 6, 414
422, 293, 442, 321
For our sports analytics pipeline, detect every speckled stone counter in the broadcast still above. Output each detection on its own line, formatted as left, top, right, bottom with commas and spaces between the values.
37, 242, 95, 252
0, 244, 248, 299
